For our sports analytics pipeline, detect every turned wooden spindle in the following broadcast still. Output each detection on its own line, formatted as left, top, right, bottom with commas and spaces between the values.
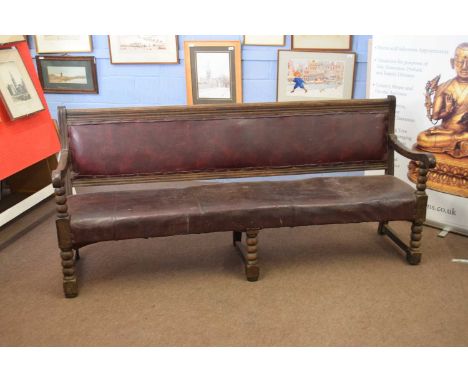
55, 184, 78, 297
55, 186, 68, 217
245, 229, 259, 282
407, 219, 423, 265
408, 162, 428, 265
416, 163, 428, 193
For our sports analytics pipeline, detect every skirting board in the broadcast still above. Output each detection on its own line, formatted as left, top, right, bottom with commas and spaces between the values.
0, 184, 54, 228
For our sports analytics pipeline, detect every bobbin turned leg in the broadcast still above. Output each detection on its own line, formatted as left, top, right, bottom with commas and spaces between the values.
234, 229, 260, 281
55, 184, 78, 298
407, 221, 423, 265
61, 249, 78, 297
244, 229, 260, 281
407, 163, 428, 265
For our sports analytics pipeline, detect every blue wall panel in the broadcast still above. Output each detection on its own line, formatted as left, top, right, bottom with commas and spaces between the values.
29, 35, 371, 119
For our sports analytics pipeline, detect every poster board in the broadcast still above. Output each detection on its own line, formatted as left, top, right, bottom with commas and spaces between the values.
368, 36, 468, 235
0, 40, 60, 180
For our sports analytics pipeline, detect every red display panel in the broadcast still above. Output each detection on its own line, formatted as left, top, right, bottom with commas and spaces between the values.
0, 40, 60, 180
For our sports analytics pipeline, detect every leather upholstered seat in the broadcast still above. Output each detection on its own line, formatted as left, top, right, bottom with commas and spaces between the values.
68, 175, 416, 248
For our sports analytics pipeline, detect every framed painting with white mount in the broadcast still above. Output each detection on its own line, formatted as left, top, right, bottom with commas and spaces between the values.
34, 35, 93, 53
243, 36, 286, 46
108, 35, 179, 64
277, 50, 355, 102
35, 56, 98, 94
184, 40, 242, 105
292, 35, 352, 51
0, 47, 44, 120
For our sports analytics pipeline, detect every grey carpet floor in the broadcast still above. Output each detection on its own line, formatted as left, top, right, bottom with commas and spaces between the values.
1, 198, 467, 346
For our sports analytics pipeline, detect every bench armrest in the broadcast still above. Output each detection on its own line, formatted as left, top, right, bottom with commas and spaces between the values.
388, 134, 436, 169
52, 149, 69, 188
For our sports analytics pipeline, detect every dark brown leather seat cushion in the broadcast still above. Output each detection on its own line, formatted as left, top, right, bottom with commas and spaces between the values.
68, 175, 416, 248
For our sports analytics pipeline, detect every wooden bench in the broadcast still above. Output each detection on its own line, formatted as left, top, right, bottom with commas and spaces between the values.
52, 96, 435, 298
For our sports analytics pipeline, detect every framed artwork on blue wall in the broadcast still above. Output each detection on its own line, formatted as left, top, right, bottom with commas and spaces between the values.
35, 56, 99, 94
243, 36, 285, 46
184, 40, 242, 105
277, 50, 355, 102
0, 47, 44, 120
34, 35, 93, 53
292, 35, 352, 51
108, 35, 179, 64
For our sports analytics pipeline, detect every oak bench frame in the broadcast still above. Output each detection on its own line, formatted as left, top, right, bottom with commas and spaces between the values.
52, 96, 436, 298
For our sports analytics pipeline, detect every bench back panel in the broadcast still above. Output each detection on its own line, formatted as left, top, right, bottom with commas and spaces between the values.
63, 98, 394, 180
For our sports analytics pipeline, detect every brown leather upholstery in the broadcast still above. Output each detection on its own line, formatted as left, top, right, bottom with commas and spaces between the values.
68, 175, 416, 248
68, 112, 389, 178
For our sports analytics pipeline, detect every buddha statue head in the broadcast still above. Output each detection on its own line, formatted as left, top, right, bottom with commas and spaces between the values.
452, 43, 468, 83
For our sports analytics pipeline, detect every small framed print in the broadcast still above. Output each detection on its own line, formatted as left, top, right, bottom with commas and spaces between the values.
0, 47, 44, 120
277, 50, 356, 102
184, 41, 242, 105
243, 35, 286, 46
34, 35, 93, 53
108, 35, 179, 64
292, 35, 352, 51
0, 36, 26, 45
36, 56, 98, 94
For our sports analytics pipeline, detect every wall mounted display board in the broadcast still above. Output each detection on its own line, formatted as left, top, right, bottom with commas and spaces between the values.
184, 40, 242, 105
108, 35, 178, 64
277, 50, 355, 102
0, 36, 26, 45
0, 47, 44, 119
369, 36, 468, 235
243, 35, 285, 46
34, 35, 93, 53
0, 40, 60, 181
36, 56, 99, 94
292, 35, 352, 51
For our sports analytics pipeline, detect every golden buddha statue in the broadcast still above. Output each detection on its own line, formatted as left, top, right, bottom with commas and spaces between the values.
408, 43, 468, 197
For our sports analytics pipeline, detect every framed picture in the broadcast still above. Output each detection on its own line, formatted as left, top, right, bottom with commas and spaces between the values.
243, 35, 285, 46
35, 56, 98, 94
0, 36, 26, 45
277, 50, 356, 102
0, 47, 44, 120
108, 35, 179, 64
292, 35, 352, 51
34, 35, 93, 53
184, 41, 242, 105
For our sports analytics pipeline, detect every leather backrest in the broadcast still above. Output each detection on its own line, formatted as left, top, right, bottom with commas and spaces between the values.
65, 99, 392, 179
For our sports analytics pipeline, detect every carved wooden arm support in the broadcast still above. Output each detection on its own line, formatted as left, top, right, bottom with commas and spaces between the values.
388, 134, 436, 169
388, 134, 436, 195
52, 149, 69, 188
52, 149, 70, 219
52, 149, 76, 297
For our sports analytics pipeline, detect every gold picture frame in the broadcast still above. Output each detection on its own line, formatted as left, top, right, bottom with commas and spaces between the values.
184, 40, 242, 105
0, 47, 44, 120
